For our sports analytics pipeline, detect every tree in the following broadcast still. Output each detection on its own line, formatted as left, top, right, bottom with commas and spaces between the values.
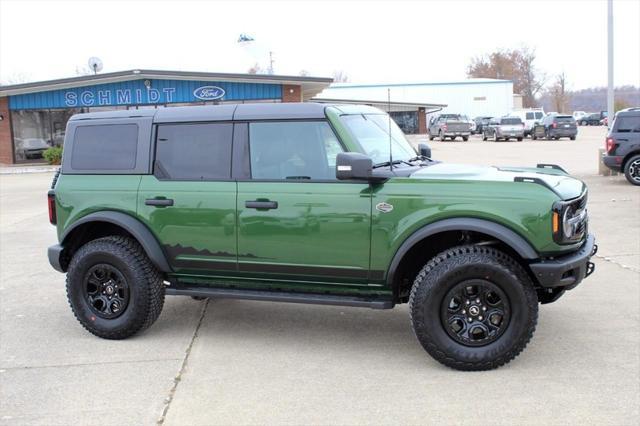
298, 69, 310, 77
332, 70, 350, 83
548, 72, 571, 113
467, 47, 545, 108
247, 63, 263, 74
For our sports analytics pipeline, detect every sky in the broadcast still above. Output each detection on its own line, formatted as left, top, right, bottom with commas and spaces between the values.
0, 0, 639, 90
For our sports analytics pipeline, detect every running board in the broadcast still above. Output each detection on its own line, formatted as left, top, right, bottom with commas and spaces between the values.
165, 284, 394, 309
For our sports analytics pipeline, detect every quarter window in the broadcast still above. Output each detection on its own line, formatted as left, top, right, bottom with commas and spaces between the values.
155, 123, 232, 180
249, 121, 343, 180
71, 124, 138, 170
614, 116, 640, 133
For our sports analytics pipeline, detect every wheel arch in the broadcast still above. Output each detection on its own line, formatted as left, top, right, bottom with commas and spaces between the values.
621, 150, 640, 171
60, 211, 172, 273
386, 218, 539, 301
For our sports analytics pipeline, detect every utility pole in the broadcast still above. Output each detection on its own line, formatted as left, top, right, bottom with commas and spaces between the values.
268, 51, 275, 75
607, 0, 614, 125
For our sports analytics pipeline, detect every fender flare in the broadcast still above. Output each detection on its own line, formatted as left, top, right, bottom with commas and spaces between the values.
61, 211, 172, 272
385, 218, 539, 286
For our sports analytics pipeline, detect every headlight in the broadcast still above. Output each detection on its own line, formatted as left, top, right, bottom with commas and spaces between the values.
553, 194, 588, 244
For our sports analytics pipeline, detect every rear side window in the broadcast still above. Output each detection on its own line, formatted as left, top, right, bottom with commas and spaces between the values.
155, 123, 232, 180
71, 124, 138, 170
525, 112, 534, 120
501, 118, 522, 125
535, 112, 544, 119
614, 116, 640, 133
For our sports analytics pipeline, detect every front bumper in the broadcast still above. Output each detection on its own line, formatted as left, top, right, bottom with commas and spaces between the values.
529, 234, 596, 289
48, 244, 65, 272
602, 155, 623, 172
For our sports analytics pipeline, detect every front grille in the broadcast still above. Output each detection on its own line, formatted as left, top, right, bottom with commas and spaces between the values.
567, 192, 588, 241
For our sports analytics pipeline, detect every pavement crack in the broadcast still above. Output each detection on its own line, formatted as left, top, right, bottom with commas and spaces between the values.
157, 298, 209, 425
595, 254, 640, 273
0, 358, 181, 371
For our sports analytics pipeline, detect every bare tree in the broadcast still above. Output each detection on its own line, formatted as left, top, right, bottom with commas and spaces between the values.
0, 72, 31, 86
332, 70, 350, 83
75, 65, 93, 76
467, 47, 546, 107
298, 69, 310, 77
247, 63, 263, 74
549, 72, 571, 113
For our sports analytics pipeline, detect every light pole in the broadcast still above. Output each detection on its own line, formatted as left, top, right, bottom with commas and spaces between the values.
607, 0, 614, 125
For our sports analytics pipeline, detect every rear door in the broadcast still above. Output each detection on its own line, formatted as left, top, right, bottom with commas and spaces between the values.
137, 122, 237, 275
235, 120, 372, 286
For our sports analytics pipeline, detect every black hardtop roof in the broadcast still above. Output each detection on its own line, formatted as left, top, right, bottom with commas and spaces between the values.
68, 102, 385, 123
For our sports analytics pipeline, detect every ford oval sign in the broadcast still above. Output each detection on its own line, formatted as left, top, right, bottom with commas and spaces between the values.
193, 86, 225, 101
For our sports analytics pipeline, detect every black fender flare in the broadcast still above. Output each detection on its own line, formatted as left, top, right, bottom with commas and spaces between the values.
61, 211, 172, 272
385, 218, 539, 286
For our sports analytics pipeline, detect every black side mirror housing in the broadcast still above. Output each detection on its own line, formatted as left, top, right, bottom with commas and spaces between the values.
336, 152, 373, 180
418, 143, 432, 158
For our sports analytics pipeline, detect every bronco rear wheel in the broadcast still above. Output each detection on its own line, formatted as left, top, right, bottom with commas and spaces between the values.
409, 245, 538, 371
66, 236, 165, 339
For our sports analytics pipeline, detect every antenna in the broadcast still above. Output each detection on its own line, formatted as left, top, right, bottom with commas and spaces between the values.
388, 88, 393, 171
87, 57, 103, 75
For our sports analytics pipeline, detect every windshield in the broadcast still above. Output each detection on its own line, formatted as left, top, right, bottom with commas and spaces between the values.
340, 113, 416, 164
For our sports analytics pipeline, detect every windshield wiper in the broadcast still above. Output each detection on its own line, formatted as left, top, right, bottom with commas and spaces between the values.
372, 159, 414, 169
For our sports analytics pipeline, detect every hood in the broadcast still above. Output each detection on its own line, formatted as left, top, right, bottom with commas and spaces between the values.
409, 163, 585, 200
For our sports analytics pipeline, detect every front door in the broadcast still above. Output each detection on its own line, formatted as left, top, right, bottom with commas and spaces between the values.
236, 120, 372, 285
138, 122, 237, 275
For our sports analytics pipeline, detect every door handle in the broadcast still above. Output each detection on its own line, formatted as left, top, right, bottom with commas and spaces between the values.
245, 200, 278, 210
145, 198, 174, 207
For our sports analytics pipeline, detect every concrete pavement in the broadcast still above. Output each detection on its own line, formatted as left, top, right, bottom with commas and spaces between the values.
1, 126, 638, 425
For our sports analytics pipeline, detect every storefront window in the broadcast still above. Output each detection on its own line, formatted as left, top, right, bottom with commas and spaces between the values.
11, 109, 79, 162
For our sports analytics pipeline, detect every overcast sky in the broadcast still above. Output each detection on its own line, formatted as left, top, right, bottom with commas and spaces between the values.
1, 0, 638, 90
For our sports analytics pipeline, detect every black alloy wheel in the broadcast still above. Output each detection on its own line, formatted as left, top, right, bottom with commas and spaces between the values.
441, 280, 510, 346
83, 264, 130, 319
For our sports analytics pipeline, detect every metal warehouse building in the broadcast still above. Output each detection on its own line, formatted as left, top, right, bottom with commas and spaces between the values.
316, 78, 515, 124
0, 70, 332, 164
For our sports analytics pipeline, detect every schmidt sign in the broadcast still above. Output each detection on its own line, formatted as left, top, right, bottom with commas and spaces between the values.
62, 83, 226, 107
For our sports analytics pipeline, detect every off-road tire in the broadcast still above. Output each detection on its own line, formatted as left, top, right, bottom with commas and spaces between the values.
409, 245, 538, 371
66, 236, 165, 339
624, 154, 640, 186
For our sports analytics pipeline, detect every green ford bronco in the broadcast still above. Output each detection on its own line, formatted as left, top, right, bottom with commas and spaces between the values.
48, 103, 596, 370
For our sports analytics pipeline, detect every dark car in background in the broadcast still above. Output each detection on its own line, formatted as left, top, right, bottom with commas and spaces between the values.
473, 116, 493, 134
540, 115, 577, 140
482, 117, 524, 141
578, 113, 602, 126
602, 107, 640, 185
16, 138, 49, 160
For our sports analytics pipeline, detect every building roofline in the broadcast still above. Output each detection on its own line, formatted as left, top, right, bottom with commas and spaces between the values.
328, 79, 513, 89
312, 97, 446, 109
0, 69, 334, 96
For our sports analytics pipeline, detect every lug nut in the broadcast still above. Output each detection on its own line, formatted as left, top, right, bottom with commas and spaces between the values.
479, 316, 483, 320
476, 298, 480, 303
466, 300, 470, 305
467, 317, 473, 322
482, 306, 487, 311
462, 309, 466, 314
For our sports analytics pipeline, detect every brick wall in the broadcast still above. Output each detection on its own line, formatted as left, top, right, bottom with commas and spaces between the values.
281, 85, 302, 102
0, 97, 13, 164
417, 107, 427, 134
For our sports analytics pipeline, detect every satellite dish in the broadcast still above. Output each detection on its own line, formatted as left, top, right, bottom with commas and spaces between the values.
87, 57, 103, 74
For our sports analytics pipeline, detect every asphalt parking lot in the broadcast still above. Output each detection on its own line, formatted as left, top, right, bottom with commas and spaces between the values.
1, 126, 638, 425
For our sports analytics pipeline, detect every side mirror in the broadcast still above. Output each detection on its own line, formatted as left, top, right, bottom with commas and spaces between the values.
336, 152, 373, 180
418, 143, 431, 158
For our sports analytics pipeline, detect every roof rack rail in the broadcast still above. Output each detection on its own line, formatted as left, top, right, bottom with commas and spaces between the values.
536, 163, 568, 174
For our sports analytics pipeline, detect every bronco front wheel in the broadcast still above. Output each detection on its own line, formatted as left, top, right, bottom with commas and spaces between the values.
409, 245, 538, 371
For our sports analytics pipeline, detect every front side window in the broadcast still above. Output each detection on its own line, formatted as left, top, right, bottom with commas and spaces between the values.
71, 124, 138, 170
249, 121, 343, 180
340, 113, 416, 165
535, 112, 544, 119
526, 112, 534, 120
155, 123, 232, 180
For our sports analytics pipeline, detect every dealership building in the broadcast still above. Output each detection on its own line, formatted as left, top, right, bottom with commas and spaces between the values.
0, 69, 334, 164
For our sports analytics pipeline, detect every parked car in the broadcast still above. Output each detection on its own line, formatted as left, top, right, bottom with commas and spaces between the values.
510, 109, 545, 137
578, 113, 602, 126
482, 117, 525, 141
17, 138, 49, 159
462, 115, 477, 134
539, 115, 578, 140
47, 103, 596, 371
473, 116, 493, 134
602, 107, 640, 185
428, 114, 472, 141
572, 111, 588, 122
530, 122, 546, 140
